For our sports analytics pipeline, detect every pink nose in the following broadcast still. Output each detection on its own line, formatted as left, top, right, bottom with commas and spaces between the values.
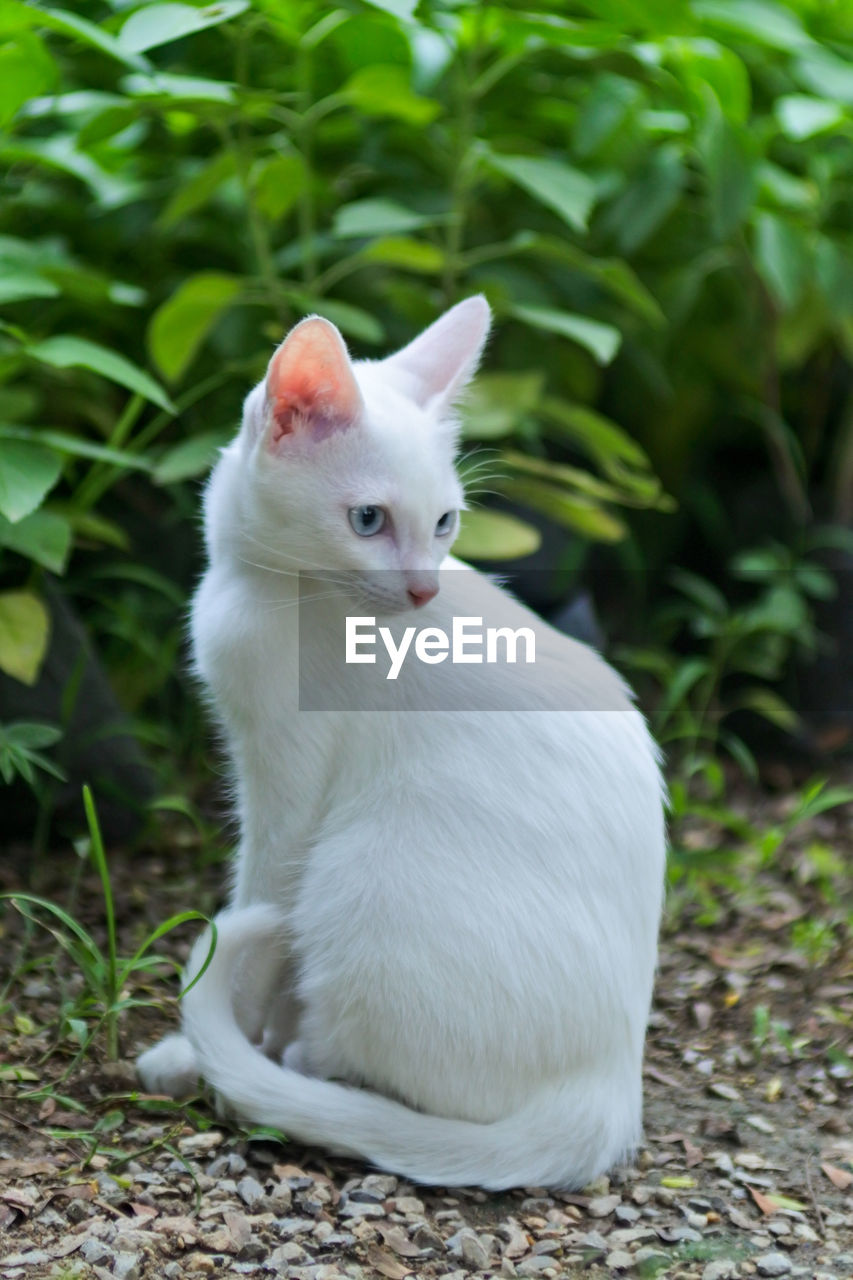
408, 585, 438, 608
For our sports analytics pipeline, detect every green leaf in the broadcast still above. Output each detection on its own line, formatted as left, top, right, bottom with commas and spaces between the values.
0, 271, 60, 305
343, 65, 440, 125
670, 568, 728, 616
698, 96, 755, 238
753, 213, 808, 309
252, 153, 307, 222
362, 0, 419, 18
601, 145, 685, 253
501, 449, 668, 509
460, 372, 543, 441
148, 273, 241, 383
512, 305, 621, 366
691, 0, 814, 53
118, 1, 249, 54
655, 658, 710, 728
573, 73, 640, 158
4, 721, 62, 749
332, 198, 435, 238
757, 161, 817, 212
488, 153, 596, 233
511, 235, 665, 327
0, 425, 153, 472
775, 95, 845, 140
668, 39, 751, 123
0, 32, 56, 126
35, 6, 152, 72
506, 477, 626, 541
27, 336, 175, 412
454, 508, 541, 560
360, 237, 444, 273
153, 429, 233, 484
0, 441, 62, 523
122, 71, 235, 101
0, 135, 138, 208
0, 509, 72, 574
539, 399, 652, 471
289, 295, 384, 344
0, 590, 49, 685
794, 51, 853, 106
732, 687, 799, 730
159, 151, 236, 229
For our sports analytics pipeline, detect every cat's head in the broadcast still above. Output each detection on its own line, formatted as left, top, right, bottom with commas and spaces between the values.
215, 296, 491, 613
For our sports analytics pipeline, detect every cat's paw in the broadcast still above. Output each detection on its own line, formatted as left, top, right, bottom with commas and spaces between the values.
137, 1033, 200, 1097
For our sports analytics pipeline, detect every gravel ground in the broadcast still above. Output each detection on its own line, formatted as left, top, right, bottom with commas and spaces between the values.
1, 784, 851, 1280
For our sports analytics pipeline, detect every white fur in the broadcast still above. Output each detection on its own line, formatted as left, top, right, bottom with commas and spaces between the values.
138, 297, 666, 1189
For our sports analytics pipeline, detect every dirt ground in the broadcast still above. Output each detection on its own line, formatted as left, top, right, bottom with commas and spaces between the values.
0, 781, 851, 1280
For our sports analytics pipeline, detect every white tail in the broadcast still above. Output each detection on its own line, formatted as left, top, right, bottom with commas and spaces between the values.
182, 907, 642, 1190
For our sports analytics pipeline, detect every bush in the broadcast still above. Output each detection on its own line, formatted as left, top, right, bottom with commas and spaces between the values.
1, 0, 851, 790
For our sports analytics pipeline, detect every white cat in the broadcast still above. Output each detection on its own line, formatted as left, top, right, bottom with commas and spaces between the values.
137, 297, 666, 1190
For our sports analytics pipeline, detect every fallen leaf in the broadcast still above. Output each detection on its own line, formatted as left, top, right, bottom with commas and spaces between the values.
765, 1078, 783, 1103
748, 1187, 778, 1216
223, 1210, 252, 1249
644, 1066, 683, 1089
48, 1238, 83, 1259
130, 1202, 159, 1223
38, 1096, 56, 1121
1, 1188, 37, 1213
748, 1187, 808, 1214
693, 1001, 713, 1030
821, 1162, 853, 1190
366, 1244, 414, 1279
377, 1225, 421, 1258
0, 1158, 61, 1176
660, 1176, 696, 1189
50, 1182, 97, 1202
683, 1138, 704, 1168
0, 1064, 39, 1082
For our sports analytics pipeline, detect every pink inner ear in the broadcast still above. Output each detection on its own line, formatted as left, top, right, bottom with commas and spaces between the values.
266, 318, 362, 443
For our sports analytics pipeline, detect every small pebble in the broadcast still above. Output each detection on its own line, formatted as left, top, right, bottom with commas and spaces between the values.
237, 1176, 266, 1209
516, 1259, 556, 1277
112, 1252, 142, 1280
756, 1253, 793, 1277
178, 1131, 223, 1156
703, 1263, 737, 1280
709, 1083, 742, 1102
588, 1194, 622, 1217
81, 1239, 114, 1265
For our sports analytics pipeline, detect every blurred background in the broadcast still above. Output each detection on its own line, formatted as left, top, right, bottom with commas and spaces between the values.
1, 0, 852, 863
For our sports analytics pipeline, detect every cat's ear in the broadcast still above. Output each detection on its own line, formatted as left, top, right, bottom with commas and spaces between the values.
382, 295, 491, 412
262, 316, 363, 448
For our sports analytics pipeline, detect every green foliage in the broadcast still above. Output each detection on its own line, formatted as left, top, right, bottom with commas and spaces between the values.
620, 534, 849, 782
1, 786, 215, 1061
0, 720, 64, 786
1, 0, 851, 794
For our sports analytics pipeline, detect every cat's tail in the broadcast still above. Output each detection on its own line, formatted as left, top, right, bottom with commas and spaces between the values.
182, 906, 640, 1191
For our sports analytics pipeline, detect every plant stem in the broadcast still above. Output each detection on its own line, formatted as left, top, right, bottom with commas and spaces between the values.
443, 19, 483, 300
73, 394, 145, 514
83, 786, 119, 1060
295, 43, 317, 289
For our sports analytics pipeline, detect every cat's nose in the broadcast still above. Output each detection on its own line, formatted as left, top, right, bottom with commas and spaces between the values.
408, 584, 438, 607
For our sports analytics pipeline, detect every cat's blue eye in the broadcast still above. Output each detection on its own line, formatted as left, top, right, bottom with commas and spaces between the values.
349, 505, 386, 537
435, 511, 456, 536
